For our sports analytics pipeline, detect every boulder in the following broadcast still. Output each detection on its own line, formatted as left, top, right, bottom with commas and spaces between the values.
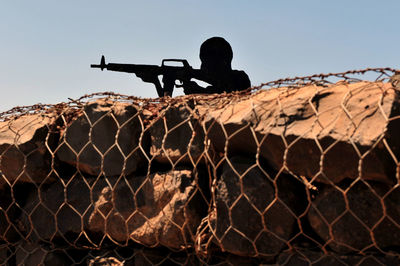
0, 186, 12, 241
132, 248, 271, 265
0, 113, 56, 187
88, 169, 207, 250
308, 180, 400, 253
19, 169, 207, 250
0, 245, 9, 264
0, 184, 30, 243
202, 82, 400, 184
18, 173, 112, 245
131, 248, 199, 266
277, 250, 400, 266
150, 103, 205, 166
15, 241, 72, 266
375, 185, 400, 250
88, 257, 124, 266
209, 156, 307, 257
56, 99, 148, 177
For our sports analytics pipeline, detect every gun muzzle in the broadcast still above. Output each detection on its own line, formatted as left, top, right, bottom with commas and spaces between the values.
91, 55, 106, 71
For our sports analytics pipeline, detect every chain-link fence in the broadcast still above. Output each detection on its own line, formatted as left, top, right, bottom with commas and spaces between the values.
0, 67, 399, 265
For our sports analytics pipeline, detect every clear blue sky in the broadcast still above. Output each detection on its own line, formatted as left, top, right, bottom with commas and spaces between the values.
1, 1, 399, 111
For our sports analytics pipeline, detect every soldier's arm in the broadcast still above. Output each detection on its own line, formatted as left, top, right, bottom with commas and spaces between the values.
183, 81, 206, 94
183, 70, 250, 95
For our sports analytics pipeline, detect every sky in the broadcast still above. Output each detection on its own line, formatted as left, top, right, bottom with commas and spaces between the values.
1, 0, 399, 112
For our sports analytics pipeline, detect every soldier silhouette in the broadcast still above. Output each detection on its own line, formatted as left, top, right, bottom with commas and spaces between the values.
182, 37, 251, 94
91, 36, 250, 96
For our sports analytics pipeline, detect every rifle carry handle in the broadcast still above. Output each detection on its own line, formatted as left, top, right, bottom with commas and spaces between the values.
161, 59, 191, 68
161, 59, 191, 88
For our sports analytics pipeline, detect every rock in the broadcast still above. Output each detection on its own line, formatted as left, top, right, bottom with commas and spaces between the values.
0, 113, 56, 187
0, 245, 9, 264
0, 184, 33, 243
277, 250, 342, 266
277, 250, 400, 266
19, 169, 207, 250
90, 248, 272, 266
390, 72, 400, 88
0, 186, 13, 241
56, 99, 148, 177
209, 156, 307, 257
308, 180, 400, 253
88, 169, 206, 250
18, 174, 105, 244
150, 103, 205, 166
202, 82, 400, 184
84, 248, 136, 266
373, 185, 400, 251
133, 248, 273, 266
88, 257, 124, 266
132, 248, 198, 266
15, 241, 72, 266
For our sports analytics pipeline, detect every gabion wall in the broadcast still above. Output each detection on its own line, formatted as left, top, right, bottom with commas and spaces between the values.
0, 67, 399, 265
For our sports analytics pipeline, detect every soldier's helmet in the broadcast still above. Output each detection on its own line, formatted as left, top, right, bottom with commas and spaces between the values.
199, 37, 233, 65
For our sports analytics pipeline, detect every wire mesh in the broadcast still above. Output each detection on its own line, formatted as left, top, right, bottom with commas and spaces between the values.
0, 67, 399, 265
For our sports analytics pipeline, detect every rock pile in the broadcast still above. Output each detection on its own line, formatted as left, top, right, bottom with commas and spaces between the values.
0, 80, 399, 264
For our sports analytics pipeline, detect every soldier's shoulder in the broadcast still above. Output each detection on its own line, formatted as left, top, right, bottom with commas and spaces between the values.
232, 70, 251, 88
232, 69, 248, 76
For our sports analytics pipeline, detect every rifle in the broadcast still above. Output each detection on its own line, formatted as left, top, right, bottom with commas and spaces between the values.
91, 55, 206, 97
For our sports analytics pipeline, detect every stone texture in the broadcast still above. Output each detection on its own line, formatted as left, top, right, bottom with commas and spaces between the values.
88, 257, 124, 266
0, 184, 33, 243
15, 241, 72, 266
277, 250, 400, 266
56, 99, 148, 176
0, 186, 13, 242
18, 169, 206, 250
18, 173, 103, 244
373, 184, 400, 251
0, 245, 10, 264
88, 169, 206, 250
209, 156, 307, 257
131, 248, 199, 266
0, 113, 56, 187
308, 180, 400, 253
150, 103, 205, 166
129, 248, 272, 266
202, 82, 400, 184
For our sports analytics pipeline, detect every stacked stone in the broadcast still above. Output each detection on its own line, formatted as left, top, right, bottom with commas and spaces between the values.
0, 99, 208, 264
0, 79, 399, 264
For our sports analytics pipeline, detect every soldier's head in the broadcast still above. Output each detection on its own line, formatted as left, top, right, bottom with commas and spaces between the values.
200, 37, 233, 75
